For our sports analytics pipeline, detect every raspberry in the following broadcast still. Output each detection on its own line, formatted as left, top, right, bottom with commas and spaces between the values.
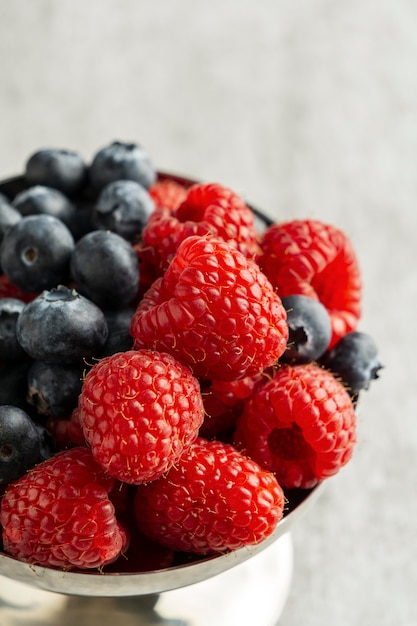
233, 363, 357, 489
103, 484, 175, 573
134, 438, 285, 555
0, 447, 127, 570
258, 219, 362, 348
130, 235, 289, 381
104, 527, 175, 573
140, 182, 261, 276
149, 177, 188, 211
45, 407, 86, 450
78, 349, 204, 484
0, 274, 37, 303
199, 374, 263, 439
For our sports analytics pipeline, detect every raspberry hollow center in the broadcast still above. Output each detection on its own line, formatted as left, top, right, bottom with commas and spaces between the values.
175, 202, 206, 223
267, 424, 312, 461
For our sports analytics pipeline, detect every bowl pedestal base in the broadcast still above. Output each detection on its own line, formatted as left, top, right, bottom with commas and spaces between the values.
0, 533, 293, 626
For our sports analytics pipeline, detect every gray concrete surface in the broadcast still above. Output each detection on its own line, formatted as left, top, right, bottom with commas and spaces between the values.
0, 1, 415, 624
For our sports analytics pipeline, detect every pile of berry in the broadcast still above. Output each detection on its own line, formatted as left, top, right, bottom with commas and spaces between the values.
0, 141, 382, 573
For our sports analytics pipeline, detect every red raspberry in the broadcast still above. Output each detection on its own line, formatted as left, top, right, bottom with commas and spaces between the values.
103, 484, 175, 573
45, 407, 86, 450
78, 349, 204, 484
199, 374, 263, 439
130, 236, 289, 381
104, 527, 175, 573
149, 177, 188, 211
0, 274, 37, 302
258, 219, 362, 348
0, 447, 127, 570
140, 182, 261, 276
233, 363, 357, 489
134, 438, 285, 555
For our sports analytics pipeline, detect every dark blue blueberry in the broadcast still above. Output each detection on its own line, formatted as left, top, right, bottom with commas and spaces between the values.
27, 360, 83, 417
0, 297, 27, 361
16, 285, 108, 363
320, 331, 383, 400
70, 230, 139, 309
0, 362, 31, 411
101, 307, 135, 356
89, 141, 156, 191
280, 295, 332, 364
0, 214, 75, 292
93, 179, 155, 241
34, 423, 57, 462
25, 148, 87, 197
12, 185, 77, 232
66, 196, 95, 241
0, 196, 21, 244
0, 405, 42, 485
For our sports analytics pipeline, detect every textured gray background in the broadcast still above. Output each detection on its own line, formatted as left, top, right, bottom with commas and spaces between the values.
0, 1, 416, 625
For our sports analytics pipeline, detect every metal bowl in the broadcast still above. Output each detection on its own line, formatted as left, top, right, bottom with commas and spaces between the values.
0, 171, 325, 626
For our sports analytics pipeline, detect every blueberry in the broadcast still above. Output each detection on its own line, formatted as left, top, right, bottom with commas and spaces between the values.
320, 331, 383, 400
16, 285, 108, 363
12, 185, 77, 232
0, 362, 31, 411
25, 148, 87, 197
89, 141, 156, 191
27, 360, 83, 417
280, 295, 332, 363
34, 423, 57, 462
93, 179, 155, 241
101, 307, 135, 355
0, 297, 27, 361
0, 214, 75, 292
70, 230, 139, 309
0, 405, 42, 485
0, 196, 21, 244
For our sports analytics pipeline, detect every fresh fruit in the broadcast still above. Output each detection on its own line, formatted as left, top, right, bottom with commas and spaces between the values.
149, 177, 188, 211
0, 214, 75, 292
34, 423, 57, 462
140, 181, 261, 276
45, 407, 86, 450
101, 307, 135, 356
0, 297, 26, 361
70, 229, 140, 309
0, 446, 127, 569
0, 274, 36, 302
0, 196, 21, 243
16, 285, 108, 363
199, 374, 262, 439
320, 330, 383, 402
134, 437, 285, 554
12, 185, 77, 232
258, 219, 362, 349
0, 141, 381, 577
0, 362, 32, 410
0, 405, 42, 485
78, 349, 204, 484
233, 363, 357, 489
280, 294, 332, 364
89, 141, 156, 191
92, 179, 155, 241
130, 235, 289, 381
27, 360, 84, 417
25, 148, 87, 197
